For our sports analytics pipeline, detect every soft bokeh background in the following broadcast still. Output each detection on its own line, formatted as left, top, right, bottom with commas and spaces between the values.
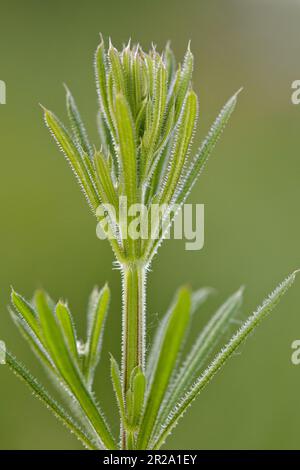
0, 0, 300, 450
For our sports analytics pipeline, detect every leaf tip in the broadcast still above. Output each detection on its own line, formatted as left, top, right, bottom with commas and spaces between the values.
39, 103, 49, 114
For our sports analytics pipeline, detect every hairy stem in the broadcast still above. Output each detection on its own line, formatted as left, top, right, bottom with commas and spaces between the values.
121, 262, 146, 448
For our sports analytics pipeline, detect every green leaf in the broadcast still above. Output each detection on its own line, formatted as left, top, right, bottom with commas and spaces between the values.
95, 38, 108, 110
191, 287, 215, 315
146, 286, 212, 382
121, 41, 132, 97
35, 289, 116, 449
55, 301, 79, 364
152, 270, 299, 449
125, 367, 146, 450
125, 389, 135, 449
144, 131, 172, 205
157, 287, 243, 429
94, 151, 118, 210
164, 42, 176, 85
160, 89, 198, 205
10, 293, 102, 445
1, 345, 98, 450
132, 47, 144, 116
43, 108, 100, 211
65, 85, 93, 158
110, 355, 126, 427
135, 97, 147, 137
114, 94, 137, 207
143, 60, 167, 168
145, 90, 240, 264
95, 38, 115, 139
11, 288, 41, 339
129, 366, 146, 429
9, 308, 53, 370
11, 289, 43, 344
176, 89, 241, 206
183, 287, 243, 385
96, 111, 117, 166
108, 42, 126, 97
153, 99, 175, 160
174, 45, 193, 120
84, 285, 110, 387
137, 287, 191, 449
143, 90, 198, 261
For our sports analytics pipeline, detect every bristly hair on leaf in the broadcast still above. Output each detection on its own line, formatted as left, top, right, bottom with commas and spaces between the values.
41, 36, 240, 265
2, 35, 298, 452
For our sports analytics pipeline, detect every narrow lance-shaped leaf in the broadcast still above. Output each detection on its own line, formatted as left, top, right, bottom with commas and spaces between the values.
176, 89, 241, 206
146, 286, 213, 381
95, 39, 109, 112
135, 97, 147, 137
160, 89, 198, 205
128, 366, 146, 430
146, 305, 172, 384
144, 132, 172, 206
95, 206, 125, 262
191, 287, 215, 315
1, 345, 98, 450
176, 287, 243, 396
11, 289, 44, 345
152, 270, 299, 450
143, 60, 167, 171
146, 90, 240, 264
108, 42, 127, 97
137, 288, 191, 449
10, 291, 104, 447
94, 151, 119, 211
164, 42, 176, 85
114, 94, 137, 207
174, 45, 193, 120
132, 47, 143, 116
125, 367, 146, 450
43, 108, 100, 211
55, 301, 80, 364
114, 93, 137, 257
121, 41, 132, 103
82, 151, 96, 181
35, 290, 116, 450
157, 287, 243, 429
11, 294, 101, 447
85, 284, 110, 386
144, 91, 198, 260
97, 112, 118, 177
110, 355, 127, 428
95, 38, 116, 140
65, 86, 93, 158
125, 390, 135, 450
9, 307, 54, 371
150, 99, 175, 171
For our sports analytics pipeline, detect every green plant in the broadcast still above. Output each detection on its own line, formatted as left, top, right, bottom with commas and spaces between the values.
1, 36, 298, 450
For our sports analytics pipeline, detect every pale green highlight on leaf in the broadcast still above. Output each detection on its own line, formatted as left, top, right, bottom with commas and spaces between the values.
110, 355, 126, 427
4, 35, 296, 452
137, 288, 191, 449
65, 85, 93, 158
1, 345, 98, 450
35, 289, 116, 449
152, 271, 298, 449
56, 301, 79, 364
85, 284, 110, 386
156, 287, 243, 429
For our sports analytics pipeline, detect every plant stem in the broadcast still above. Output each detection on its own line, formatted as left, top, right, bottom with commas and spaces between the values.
121, 261, 146, 448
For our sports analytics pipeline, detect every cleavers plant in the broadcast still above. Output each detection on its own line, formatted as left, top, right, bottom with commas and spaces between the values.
1, 36, 298, 450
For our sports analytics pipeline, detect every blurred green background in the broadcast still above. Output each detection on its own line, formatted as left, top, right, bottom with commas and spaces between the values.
0, 0, 300, 450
